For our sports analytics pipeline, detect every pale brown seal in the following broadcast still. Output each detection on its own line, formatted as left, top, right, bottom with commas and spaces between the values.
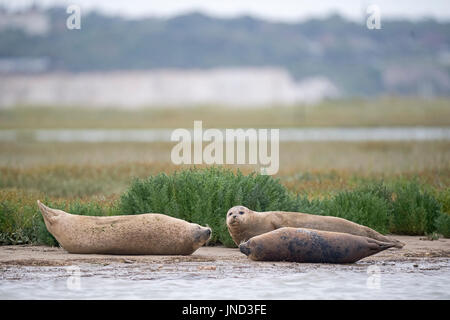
239, 227, 396, 263
226, 205, 404, 248
37, 200, 211, 255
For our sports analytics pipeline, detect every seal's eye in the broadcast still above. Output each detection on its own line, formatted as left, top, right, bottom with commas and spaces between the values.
239, 211, 244, 215
228, 212, 232, 216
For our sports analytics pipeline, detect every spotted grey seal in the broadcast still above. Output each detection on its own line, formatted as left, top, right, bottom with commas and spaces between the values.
239, 227, 396, 263
226, 205, 404, 248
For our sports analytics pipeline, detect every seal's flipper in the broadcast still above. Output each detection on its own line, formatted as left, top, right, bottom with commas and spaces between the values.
366, 238, 397, 253
390, 238, 405, 249
37, 200, 66, 225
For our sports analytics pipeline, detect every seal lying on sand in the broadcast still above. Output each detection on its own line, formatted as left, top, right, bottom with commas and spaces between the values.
226, 205, 404, 248
239, 227, 396, 263
37, 200, 211, 255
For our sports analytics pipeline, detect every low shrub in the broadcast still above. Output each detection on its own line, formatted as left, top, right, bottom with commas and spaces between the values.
0, 189, 119, 246
435, 213, 450, 238
436, 188, 450, 214
0, 190, 40, 245
322, 190, 391, 234
389, 182, 442, 235
120, 167, 301, 246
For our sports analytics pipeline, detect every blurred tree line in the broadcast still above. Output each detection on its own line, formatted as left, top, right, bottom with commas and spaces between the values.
1, 7, 449, 96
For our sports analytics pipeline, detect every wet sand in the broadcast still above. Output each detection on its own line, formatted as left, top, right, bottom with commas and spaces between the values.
1, 236, 449, 267
1, 236, 449, 299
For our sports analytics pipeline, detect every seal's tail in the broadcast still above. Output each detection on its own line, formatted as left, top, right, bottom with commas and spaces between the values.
367, 238, 397, 254
388, 237, 405, 249
37, 200, 65, 224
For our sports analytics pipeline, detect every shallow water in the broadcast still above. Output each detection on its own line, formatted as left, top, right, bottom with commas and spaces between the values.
1, 127, 450, 142
1, 259, 449, 299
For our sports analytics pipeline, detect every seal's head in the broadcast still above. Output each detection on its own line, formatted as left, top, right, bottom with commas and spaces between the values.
190, 223, 212, 250
226, 205, 252, 227
239, 240, 251, 256
226, 205, 272, 246
238, 238, 263, 260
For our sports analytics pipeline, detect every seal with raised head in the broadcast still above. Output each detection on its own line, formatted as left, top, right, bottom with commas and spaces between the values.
226, 205, 404, 248
37, 200, 211, 255
239, 227, 396, 263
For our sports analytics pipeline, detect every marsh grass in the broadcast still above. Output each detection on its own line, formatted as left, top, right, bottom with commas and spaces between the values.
2, 97, 450, 129
1, 140, 449, 199
0, 189, 120, 245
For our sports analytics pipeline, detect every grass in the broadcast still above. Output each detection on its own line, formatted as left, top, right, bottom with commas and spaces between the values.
1, 97, 450, 129
0, 189, 120, 246
1, 140, 449, 198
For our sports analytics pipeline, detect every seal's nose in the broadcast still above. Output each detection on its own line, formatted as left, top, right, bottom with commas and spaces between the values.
205, 228, 211, 236
239, 243, 251, 256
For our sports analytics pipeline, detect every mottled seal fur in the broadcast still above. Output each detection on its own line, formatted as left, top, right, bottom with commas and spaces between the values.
226, 205, 404, 248
37, 200, 211, 255
239, 227, 396, 263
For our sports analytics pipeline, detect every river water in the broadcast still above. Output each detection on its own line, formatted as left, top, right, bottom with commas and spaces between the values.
1, 127, 450, 142
1, 259, 449, 299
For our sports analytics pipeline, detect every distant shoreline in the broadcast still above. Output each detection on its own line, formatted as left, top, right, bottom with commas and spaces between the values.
1, 127, 450, 143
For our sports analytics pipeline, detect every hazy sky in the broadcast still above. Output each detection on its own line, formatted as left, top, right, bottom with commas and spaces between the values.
3, 0, 450, 22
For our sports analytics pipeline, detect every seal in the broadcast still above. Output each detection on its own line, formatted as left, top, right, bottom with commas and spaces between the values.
239, 227, 396, 263
37, 200, 211, 255
226, 205, 404, 248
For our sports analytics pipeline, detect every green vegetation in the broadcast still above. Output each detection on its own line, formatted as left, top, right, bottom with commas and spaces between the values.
2, 168, 449, 247
0, 190, 120, 246
389, 182, 442, 235
120, 168, 302, 246
0, 191, 39, 245
320, 188, 391, 234
435, 213, 450, 238
323, 182, 446, 236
